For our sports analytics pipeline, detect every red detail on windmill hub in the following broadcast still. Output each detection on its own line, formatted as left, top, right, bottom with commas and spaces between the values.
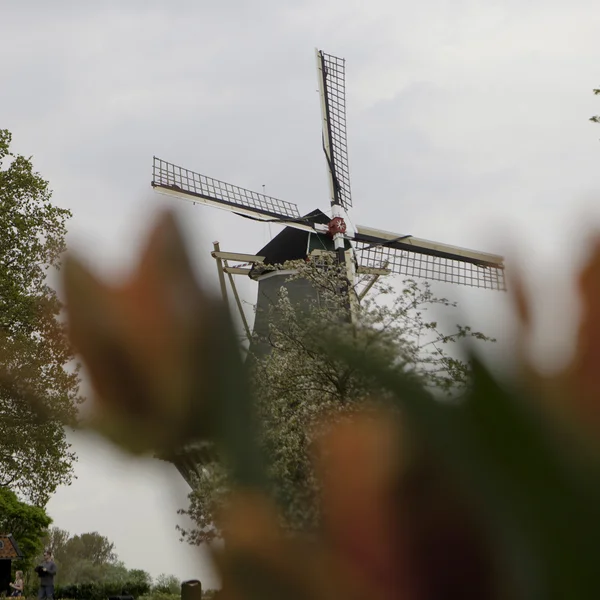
327, 217, 347, 236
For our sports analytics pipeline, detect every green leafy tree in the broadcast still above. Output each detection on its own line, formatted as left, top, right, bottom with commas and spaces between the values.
152, 574, 181, 595
128, 569, 153, 589
0, 487, 52, 571
65, 532, 117, 566
43, 526, 70, 565
180, 257, 494, 543
39, 528, 120, 585
35, 528, 152, 593
0, 129, 82, 506
52, 574, 152, 600
60, 561, 126, 586
51, 561, 151, 589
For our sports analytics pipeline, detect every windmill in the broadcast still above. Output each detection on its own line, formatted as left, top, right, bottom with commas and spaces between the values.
152, 50, 505, 298
151, 49, 505, 485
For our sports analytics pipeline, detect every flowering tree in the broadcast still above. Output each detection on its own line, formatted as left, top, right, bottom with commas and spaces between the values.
180, 256, 494, 543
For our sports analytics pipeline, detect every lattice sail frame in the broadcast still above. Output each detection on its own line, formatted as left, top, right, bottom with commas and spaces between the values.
353, 241, 506, 291
152, 157, 300, 221
318, 51, 352, 210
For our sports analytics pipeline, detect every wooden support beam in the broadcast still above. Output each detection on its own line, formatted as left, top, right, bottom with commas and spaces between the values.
358, 261, 390, 301
223, 267, 252, 276
210, 244, 252, 343
213, 241, 228, 303
211, 251, 265, 263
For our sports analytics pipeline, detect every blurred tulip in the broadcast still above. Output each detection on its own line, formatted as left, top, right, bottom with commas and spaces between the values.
514, 238, 600, 448
63, 211, 240, 455
214, 490, 370, 600
314, 410, 496, 600
565, 238, 600, 429
62, 205, 600, 599
211, 409, 498, 600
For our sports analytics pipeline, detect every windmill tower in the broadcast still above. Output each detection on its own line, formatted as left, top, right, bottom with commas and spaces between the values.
151, 49, 506, 484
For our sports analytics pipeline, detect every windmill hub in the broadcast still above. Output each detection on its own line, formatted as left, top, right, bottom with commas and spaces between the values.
327, 216, 347, 237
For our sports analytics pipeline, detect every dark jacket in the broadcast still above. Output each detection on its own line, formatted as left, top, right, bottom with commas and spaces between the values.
37, 560, 57, 586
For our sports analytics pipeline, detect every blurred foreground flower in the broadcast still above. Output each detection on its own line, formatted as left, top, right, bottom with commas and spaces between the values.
64, 208, 600, 599
515, 237, 600, 448
63, 211, 243, 456
214, 410, 497, 600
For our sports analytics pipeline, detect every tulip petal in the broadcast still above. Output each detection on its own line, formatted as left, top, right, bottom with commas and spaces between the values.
214, 491, 368, 600
569, 238, 600, 425
315, 412, 412, 599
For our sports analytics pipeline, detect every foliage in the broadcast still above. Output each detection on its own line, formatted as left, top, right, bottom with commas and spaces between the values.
62, 531, 117, 566
129, 569, 154, 590
44, 526, 71, 559
52, 579, 151, 600
61, 212, 245, 461
0, 128, 82, 506
27, 540, 152, 600
0, 487, 52, 571
152, 574, 181, 595
35, 527, 149, 588
139, 594, 181, 600
180, 256, 494, 542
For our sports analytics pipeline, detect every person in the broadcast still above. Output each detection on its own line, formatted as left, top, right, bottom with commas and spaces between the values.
9, 571, 23, 597
35, 550, 57, 600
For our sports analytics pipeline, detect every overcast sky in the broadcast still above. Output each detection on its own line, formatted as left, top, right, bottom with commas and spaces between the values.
2, 0, 600, 589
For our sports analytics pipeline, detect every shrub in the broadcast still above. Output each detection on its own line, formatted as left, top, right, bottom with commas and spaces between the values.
151, 574, 180, 595
53, 579, 151, 600
140, 594, 181, 600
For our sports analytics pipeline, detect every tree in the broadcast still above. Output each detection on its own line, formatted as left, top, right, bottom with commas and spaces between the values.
0, 129, 82, 505
44, 526, 71, 564
37, 528, 153, 590
39, 528, 119, 585
65, 532, 117, 566
0, 487, 52, 570
152, 574, 181, 595
128, 570, 153, 590
179, 257, 494, 543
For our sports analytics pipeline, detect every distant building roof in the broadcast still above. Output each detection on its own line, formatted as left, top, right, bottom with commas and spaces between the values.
0, 534, 23, 559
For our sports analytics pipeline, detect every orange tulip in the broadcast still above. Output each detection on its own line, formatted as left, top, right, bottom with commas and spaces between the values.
211, 409, 498, 600
566, 238, 600, 428
63, 211, 240, 455
315, 411, 497, 600
513, 237, 600, 449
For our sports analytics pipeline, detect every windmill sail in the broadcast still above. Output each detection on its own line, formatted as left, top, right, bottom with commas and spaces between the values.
152, 157, 303, 223
353, 225, 506, 290
316, 50, 352, 210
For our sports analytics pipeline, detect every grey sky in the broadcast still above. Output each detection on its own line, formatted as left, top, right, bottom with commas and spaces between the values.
2, 0, 600, 589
